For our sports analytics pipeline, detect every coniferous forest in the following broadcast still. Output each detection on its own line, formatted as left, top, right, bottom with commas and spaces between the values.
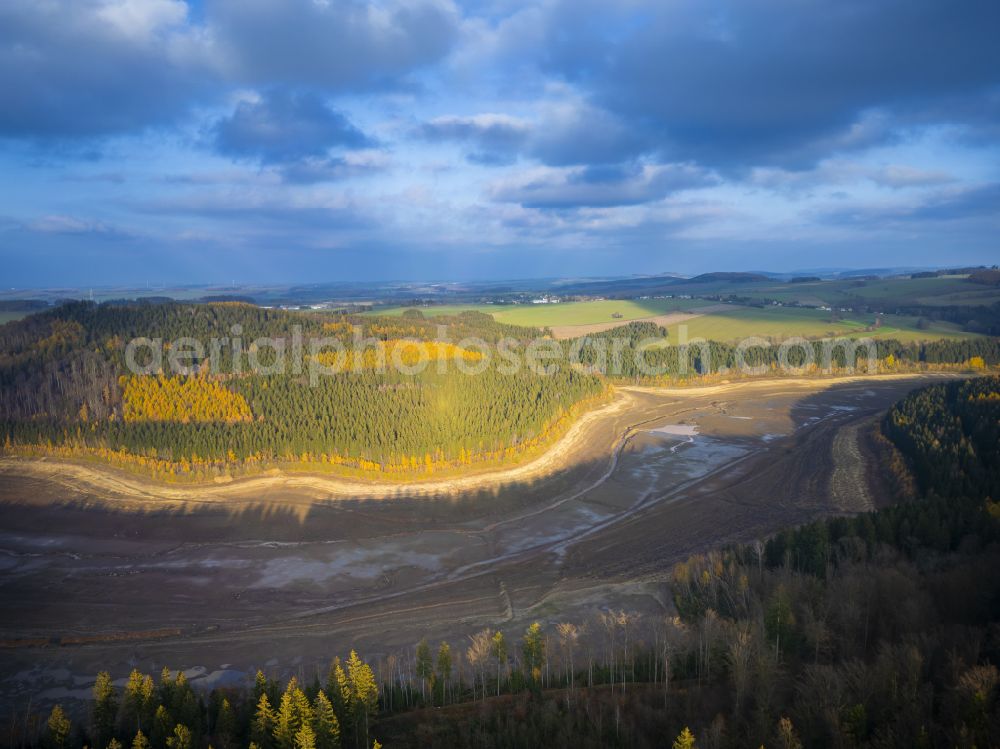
1, 302, 998, 481
0, 302, 604, 478
16, 377, 1000, 748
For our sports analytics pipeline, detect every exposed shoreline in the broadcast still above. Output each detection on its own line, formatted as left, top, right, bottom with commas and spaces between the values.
0, 371, 974, 715
0, 371, 966, 509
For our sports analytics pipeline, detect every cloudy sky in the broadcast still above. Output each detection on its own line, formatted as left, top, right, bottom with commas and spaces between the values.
1, 0, 998, 286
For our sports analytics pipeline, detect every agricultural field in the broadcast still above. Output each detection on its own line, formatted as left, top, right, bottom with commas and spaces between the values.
681, 274, 1000, 308
0, 311, 30, 325
660, 305, 975, 343
369, 297, 718, 327
373, 299, 977, 342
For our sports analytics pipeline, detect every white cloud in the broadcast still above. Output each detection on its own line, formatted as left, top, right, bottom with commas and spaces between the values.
96, 0, 188, 39
28, 214, 120, 235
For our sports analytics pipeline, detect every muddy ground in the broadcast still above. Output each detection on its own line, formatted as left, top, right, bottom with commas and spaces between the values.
0, 374, 957, 713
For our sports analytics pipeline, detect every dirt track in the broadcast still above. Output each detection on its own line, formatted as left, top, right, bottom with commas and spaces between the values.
0, 373, 959, 712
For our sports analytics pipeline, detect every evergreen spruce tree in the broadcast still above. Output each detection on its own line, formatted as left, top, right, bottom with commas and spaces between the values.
253, 670, 269, 703
326, 658, 351, 725
214, 697, 236, 749
92, 671, 118, 749
46, 705, 71, 749
166, 724, 191, 749
312, 691, 340, 749
672, 727, 697, 749
252, 693, 277, 749
347, 651, 378, 749
294, 722, 316, 749
124, 669, 154, 735
275, 685, 297, 749
151, 705, 172, 749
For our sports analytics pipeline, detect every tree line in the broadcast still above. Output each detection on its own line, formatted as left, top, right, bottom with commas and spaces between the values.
568, 321, 1000, 380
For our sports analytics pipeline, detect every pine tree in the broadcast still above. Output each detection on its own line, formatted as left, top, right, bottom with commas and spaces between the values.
252, 693, 277, 749
151, 705, 172, 749
46, 705, 71, 749
166, 724, 191, 749
326, 658, 351, 723
294, 722, 316, 749
159, 667, 176, 708
253, 670, 269, 702
132, 731, 150, 749
215, 698, 236, 749
275, 687, 297, 749
347, 651, 378, 749
276, 678, 315, 749
672, 726, 697, 749
92, 671, 118, 749
312, 691, 340, 749
124, 669, 154, 734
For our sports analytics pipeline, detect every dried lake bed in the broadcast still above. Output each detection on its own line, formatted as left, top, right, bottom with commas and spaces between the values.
0, 374, 960, 712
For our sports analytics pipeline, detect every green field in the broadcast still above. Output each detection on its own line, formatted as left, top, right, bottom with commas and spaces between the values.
369, 298, 718, 327
0, 311, 30, 325
689, 275, 1000, 308
659, 305, 973, 343
369, 299, 977, 343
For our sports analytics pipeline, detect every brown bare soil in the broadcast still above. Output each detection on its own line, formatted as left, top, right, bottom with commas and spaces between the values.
0, 373, 963, 712
829, 420, 876, 513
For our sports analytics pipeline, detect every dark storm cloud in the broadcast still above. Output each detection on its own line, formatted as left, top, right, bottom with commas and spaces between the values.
910, 183, 1000, 222
530, 0, 1000, 169
419, 114, 529, 162
0, 0, 209, 139
209, 0, 460, 89
818, 183, 1000, 226
528, 106, 654, 167
213, 90, 371, 164
419, 105, 653, 167
492, 163, 715, 209
0, 0, 459, 142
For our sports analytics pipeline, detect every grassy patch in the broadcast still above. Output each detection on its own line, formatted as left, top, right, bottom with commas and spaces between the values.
371, 298, 718, 327
0, 311, 30, 325
662, 305, 974, 343
371, 300, 977, 343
